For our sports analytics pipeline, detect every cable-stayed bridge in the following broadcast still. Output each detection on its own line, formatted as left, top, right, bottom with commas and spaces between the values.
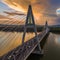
0, 5, 50, 60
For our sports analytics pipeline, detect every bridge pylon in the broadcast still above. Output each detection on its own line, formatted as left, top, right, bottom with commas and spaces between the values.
22, 5, 42, 53
44, 21, 48, 30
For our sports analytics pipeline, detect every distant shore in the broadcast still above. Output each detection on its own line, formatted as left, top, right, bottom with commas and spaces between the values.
0, 24, 60, 33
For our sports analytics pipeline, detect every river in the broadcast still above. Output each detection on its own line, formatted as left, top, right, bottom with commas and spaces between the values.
27, 33, 60, 60
0, 32, 60, 60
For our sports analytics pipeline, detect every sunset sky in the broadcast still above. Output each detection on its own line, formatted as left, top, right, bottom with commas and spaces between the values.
0, 0, 60, 25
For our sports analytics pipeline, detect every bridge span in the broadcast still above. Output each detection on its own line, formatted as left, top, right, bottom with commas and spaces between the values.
0, 28, 49, 60
0, 5, 50, 60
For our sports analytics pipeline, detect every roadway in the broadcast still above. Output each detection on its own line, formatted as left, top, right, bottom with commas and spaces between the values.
0, 28, 50, 60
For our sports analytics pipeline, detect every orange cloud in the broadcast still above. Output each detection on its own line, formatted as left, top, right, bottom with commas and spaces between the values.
3, 0, 49, 12
2, 0, 57, 25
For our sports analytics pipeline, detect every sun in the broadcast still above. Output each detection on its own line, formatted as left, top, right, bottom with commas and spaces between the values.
56, 8, 60, 16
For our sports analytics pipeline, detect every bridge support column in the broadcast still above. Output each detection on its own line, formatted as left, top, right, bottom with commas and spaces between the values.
22, 5, 42, 52
32, 21, 49, 55
32, 46, 43, 55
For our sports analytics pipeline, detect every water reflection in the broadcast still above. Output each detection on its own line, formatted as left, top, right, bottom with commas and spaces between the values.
54, 34, 60, 45
0, 32, 60, 60
27, 33, 60, 60
0, 32, 35, 56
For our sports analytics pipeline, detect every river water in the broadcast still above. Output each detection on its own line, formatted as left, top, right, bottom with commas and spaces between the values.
27, 33, 60, 60
0, 32, 60, 60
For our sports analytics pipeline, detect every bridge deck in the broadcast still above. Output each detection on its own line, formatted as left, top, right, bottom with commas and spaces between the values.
0, 28, 49, 60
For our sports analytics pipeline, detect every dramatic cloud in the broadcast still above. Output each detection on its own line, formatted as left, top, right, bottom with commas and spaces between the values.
3, 0, 49, 15
2, 0, 49, 23
0, 14, 10, 19
3, 0, 49, 11
0, 0, 60, 25
43, 13, 57, 17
